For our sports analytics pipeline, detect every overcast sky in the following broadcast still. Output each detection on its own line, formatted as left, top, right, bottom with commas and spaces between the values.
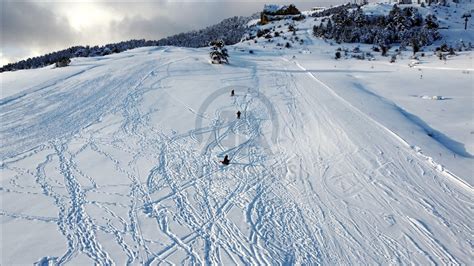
1, 0, 347, 65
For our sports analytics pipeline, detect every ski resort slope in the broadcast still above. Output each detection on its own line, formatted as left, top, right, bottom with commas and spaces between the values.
1, 45, 473, 265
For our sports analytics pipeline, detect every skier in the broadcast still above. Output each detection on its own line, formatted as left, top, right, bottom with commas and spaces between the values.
236, 111, 241, 119
221, 155, 230, 165
231, 89, 235, 96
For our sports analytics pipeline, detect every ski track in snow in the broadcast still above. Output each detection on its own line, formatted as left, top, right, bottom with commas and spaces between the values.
1, 47, 473, 265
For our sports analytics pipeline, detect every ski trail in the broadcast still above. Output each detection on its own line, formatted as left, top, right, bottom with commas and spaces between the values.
54, 142, 113, 265
271, 56, 473, 264
1, 47, 472, 264
290, 58, 472, 192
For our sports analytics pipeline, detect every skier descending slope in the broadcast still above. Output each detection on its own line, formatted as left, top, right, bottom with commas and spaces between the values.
220, 155, 231, 165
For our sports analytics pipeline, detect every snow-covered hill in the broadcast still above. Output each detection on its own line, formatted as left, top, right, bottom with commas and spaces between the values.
1, 2, 473, 265
0, 16, 253, 73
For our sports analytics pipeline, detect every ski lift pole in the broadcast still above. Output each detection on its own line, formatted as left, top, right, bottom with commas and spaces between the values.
462, 13, 471, 30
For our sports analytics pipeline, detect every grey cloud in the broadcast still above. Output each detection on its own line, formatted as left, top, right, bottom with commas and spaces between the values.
1, 1, 78, 47
107, 1, 320, 41
1, 0, 343, 64
109, 13, 186, 41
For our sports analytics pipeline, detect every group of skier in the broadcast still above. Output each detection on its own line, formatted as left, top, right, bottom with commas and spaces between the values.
220, 89, 241, 166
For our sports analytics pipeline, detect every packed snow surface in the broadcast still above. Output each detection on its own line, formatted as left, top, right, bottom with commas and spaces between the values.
1, 43, 472, 264
1, 3, 473, 264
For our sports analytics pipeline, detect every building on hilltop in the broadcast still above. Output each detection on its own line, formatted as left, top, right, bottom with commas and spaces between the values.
260, 4, 302, 24
397, 0, 448, 4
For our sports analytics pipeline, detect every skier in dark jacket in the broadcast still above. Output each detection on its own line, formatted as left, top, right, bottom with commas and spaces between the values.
236, 111, 241, 119
221, 155, 230, 165
231, 89, 235, 96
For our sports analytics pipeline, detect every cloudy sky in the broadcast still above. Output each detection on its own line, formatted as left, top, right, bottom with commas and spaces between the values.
1, 0, 346, 65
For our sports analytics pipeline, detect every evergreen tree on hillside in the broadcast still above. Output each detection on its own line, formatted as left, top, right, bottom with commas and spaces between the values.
425, 14, 439, 29
325, 19, 333, 38
55, 57, 71, 68
209, 40, 229, 64
312, 4, 440, 50
354, 8, 367, 27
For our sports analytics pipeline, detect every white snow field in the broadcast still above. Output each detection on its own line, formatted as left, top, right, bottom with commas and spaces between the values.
1, 5, 473, 266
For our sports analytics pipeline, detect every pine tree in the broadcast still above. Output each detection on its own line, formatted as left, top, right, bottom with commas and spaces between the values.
411, 39, 420, 56
55, 57, 71, 68
425, 14, 439, 29
209, 40, 229, 64
325, 19, 333, 38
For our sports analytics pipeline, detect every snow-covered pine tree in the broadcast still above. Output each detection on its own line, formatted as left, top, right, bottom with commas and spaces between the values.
424, 14, 439, 29
325, 19, 333, 39
55, 57, 71, 68
209, 40, 229, 64
312, 24, 321, 37
411, 38, 420, 56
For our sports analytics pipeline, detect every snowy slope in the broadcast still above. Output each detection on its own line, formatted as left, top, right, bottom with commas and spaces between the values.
361, 1, 474, 47
242, 0, 474, 179
1, 4, 473, 265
